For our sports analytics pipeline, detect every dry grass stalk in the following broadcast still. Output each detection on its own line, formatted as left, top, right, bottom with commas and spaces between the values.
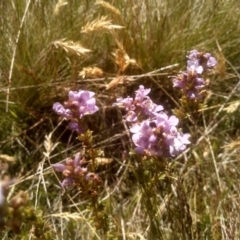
222, 141, 240, 149
106, 76, 124, 90
50, 212, 84, 221
113, 48, 139, 73
89, 157, 113, 167
79, 67, 104, 79
106, 76, 134, 90
53, 39, 92, 56
95, 157, 112, 166
95, 1, 121, 17
43, 133, 59, 158
81, 16, 124, 33
0, 154, 15, 162
216, 52, 226, 78
53, 0, 68, 16
223, 101, 240, 113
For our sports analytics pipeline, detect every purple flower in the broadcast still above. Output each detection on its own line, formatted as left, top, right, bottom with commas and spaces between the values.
67, 90, 99, 118
174, 50, 217, 99
53, 89, 99, 133
52, 102, 73, 118
204, 53, 217, 69
113, 85, 164, 122
173, 71, 205, 99
51, 163, 66, 172
130, 113, 191, 157
141, 98, 164, 118
53, 90, 99, 119
52, 154, 88, 188
187, 50, 201, 70
131, 120, 161, 155
125, 111, 137, 122
69, 90, 95, 102
135, 85, 151, 102
113, 97, 135, 111
68, 122, 86, 133
155, 112, 179, 130
61, 177, 75, 187
165, 130, 191, 157
187, 50, 217, 73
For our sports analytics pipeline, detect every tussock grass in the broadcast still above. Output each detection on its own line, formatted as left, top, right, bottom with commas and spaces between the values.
1, 0, 240, 239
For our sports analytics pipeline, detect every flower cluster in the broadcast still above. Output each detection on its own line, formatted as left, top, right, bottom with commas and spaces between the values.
186, 50, 217, 73
114, 85, 191, 157
113, 85, 164, 122
130, 112, 190, 157
173, 50, 217, 99
53, 90, 99, 133
52, 154, 102, 195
